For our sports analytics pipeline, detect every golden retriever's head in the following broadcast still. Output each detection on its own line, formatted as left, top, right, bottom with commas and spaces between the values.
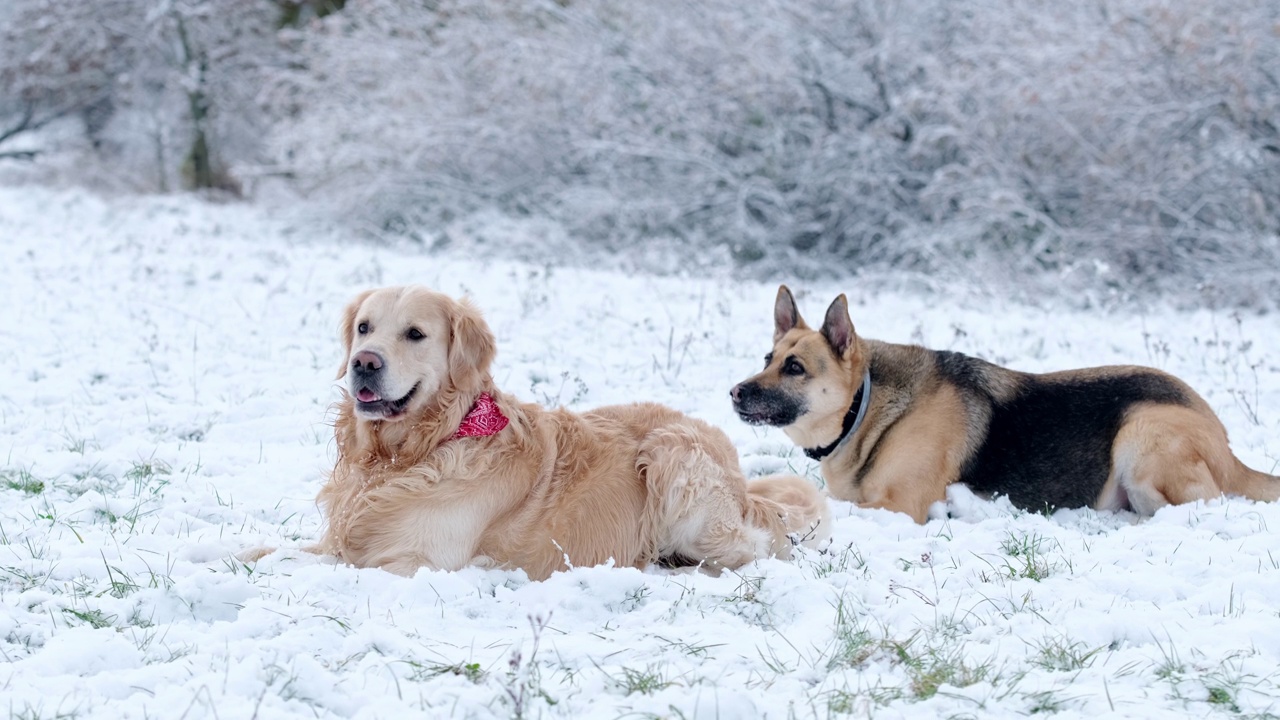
336, 286, 496, 422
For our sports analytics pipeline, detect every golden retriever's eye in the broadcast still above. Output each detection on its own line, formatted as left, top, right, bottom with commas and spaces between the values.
357, 322, 369, 335
783, 357, 805, 376
406, 327, 425, 342
763, 352, 773, 368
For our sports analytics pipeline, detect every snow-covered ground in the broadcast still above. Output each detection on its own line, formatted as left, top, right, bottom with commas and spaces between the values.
1, 187, 1279, 719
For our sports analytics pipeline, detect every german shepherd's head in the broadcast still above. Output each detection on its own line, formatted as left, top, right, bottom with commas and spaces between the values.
731, 285, 868, 450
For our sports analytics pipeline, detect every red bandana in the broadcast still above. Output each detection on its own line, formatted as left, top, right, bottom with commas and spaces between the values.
450, 393, 509, 440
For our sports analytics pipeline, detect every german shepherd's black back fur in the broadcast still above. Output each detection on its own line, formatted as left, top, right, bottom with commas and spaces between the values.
935, 351, 1192, 511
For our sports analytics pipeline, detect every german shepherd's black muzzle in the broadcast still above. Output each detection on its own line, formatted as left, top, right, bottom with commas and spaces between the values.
731, 381, 806, 427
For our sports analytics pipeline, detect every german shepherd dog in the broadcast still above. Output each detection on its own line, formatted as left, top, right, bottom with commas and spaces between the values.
731, 285, 1279, 523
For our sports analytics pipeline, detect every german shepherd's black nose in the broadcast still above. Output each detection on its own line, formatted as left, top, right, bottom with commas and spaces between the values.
730, 381, 767, 406
351, 350, 384, 376
731, 381, 802, 427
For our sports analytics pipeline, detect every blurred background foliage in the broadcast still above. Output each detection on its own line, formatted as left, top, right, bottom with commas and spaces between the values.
2, 0, 1277, 305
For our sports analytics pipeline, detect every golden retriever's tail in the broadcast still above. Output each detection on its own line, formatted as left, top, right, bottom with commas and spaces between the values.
745, 475, 831, 557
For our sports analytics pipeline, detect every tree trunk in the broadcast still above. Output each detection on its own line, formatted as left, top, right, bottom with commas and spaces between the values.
173, 8, 215, 190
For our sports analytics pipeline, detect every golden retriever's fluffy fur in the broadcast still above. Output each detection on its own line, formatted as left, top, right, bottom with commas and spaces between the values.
311, 286, 829, 580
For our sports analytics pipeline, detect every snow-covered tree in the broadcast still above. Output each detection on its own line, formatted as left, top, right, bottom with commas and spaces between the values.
0, 0, 292, 190
0, 1, 139, 158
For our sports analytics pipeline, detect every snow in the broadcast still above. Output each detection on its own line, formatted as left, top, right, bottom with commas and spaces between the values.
1, 186, 1279, 718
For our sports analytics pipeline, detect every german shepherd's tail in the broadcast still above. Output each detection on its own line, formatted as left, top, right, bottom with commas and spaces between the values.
745, 475, 831, 556
1232, 459, 1280, 502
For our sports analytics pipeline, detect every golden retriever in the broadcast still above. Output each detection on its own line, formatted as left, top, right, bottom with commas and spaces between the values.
305, 285, 829, 580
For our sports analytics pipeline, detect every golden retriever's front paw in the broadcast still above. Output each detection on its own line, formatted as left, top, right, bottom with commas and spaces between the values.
236, 546, 277, 563
237, 543, 331, 564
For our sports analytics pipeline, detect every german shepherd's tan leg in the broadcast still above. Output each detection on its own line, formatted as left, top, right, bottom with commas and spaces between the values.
851, 387, 969, 523
1110, 403, 1280, 515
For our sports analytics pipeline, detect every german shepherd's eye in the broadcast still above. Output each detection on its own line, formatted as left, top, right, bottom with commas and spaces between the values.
783, 357, 805, 376
357, 322, 369, 335
763, 352, 774, 368
406, 327, 425, 341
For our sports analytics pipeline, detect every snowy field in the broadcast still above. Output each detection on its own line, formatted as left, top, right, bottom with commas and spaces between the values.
2, 186, 1280, 719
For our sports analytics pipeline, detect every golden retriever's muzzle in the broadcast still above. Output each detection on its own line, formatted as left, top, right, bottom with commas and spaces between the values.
349, 350, 418, 420
730, 381, 806, 427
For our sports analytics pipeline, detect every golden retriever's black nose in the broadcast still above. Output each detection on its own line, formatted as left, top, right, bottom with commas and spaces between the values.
730, 383, 744, 403
351, 351, 384, 375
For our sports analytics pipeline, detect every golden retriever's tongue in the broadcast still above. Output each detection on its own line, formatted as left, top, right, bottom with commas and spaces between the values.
356, 388, 381, 403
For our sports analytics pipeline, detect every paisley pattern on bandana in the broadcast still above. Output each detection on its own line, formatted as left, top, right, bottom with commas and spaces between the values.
450, 393, 510, 440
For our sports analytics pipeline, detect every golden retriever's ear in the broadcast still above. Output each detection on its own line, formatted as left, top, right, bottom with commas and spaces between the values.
448, 297, 496, 390
336, 290, 375, 380
819, 293, 857, 358
773, 285, 807, 343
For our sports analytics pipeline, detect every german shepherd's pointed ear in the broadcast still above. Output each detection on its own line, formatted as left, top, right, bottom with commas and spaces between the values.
773, 285, 808, 342
336, 289, 376, 380
820, 294, 857, 358
448, 296, 497, 390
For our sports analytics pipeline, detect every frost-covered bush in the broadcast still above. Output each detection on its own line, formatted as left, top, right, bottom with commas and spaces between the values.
264, 0, 1279, 303
5, 0, 1278, 304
